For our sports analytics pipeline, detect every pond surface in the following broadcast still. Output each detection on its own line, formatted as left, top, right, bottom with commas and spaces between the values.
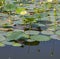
0, 0, 60, 59
0, 40, 60, 59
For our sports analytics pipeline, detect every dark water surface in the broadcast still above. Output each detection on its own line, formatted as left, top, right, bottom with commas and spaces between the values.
0, 40, 60, 59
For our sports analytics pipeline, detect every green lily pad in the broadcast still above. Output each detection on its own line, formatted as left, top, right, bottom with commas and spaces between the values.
0, 0, 5, 7
14, 20, 24, 25
0, 43, 5, 47
56, 30, 60, 35
36, 23, 45, 27
0, 35, 6, 42
41, 30, 54, 35
26, 39, 36, 42
2, 41, 13, 45
0, 31, 6, 35
30, 35, 51, 41
25, 17, 36, 24
50, 35, 60, 40
12, 42, 22, 47
16, 7, 26, 14
25, 30, 40, 35
2, 25, 13, 28
6, 31, 29, 41
4, 4, 16, 11
38, 20, 52, 24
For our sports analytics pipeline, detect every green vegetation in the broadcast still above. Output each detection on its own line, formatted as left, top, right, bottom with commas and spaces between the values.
0, 0, 60, 47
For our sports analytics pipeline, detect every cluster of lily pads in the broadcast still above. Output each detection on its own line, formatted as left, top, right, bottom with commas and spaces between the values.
0, 0, 60, 47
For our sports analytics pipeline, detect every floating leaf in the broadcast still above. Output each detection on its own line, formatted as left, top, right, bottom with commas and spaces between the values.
2, 41, 13, 45
41, 30, 54, 35
25, 17, 36, 24
30, 35, 51, 41
16, 7, 26, 14
26, 39, 35, 42
50, 35, 60, 40
6, 31, 29, 41
4, 4, 16, 11
14, 20, 24, 25
56, 30, 60, 35
36, 23, 45, 27
25, 30, 40, 35
0, 42, 5, 47
12, 42, 22, 47
0, 35, 6, 42
0, 0, 5, 7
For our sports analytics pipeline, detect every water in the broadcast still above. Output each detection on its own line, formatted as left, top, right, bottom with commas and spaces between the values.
0, 40, 60, 59
0, 0, 60, 59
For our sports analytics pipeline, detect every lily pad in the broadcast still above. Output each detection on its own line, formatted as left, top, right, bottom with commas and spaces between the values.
4, 3, 16, 11
0, 35, 6, 42
16, 7, 26, 14
25, 30, 40, 35
35, 23, 45, 27
56, 30, 60, 35
2, 41, 13, 45
6, 31, 29, 41
30, 35, 51, 41
12, 42, 22, 47
37, 20, 52, 24
0, 43, 5, 47
50, 35, 60, 40
13, 20, 24, 25
26, 39, 36, 42
41, 30, 54, 35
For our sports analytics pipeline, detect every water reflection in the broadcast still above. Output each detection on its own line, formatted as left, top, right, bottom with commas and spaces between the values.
0, 40, 60, 59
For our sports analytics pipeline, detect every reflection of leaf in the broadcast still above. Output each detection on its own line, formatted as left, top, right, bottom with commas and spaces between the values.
30, 35, 50, 41
24, 41, 39, 46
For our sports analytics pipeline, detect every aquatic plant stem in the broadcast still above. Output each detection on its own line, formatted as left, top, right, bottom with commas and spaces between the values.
53, 8, 57, 34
